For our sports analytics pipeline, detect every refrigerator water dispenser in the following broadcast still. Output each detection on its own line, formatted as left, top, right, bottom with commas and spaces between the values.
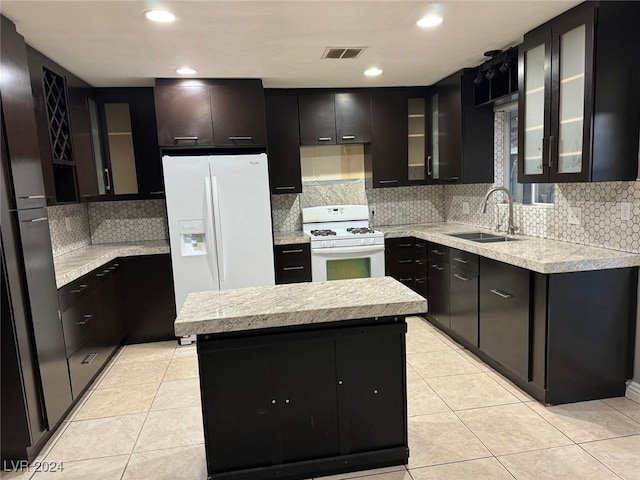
178, 220, 207, 256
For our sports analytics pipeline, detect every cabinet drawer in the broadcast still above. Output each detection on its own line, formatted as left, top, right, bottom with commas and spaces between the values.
67, 342, 103, 399
385, 238, 415, 262
61, 292, 102, 357
449, 249, 478, 273
387, 261, 414, 283
58, 274, 97, 311
427, 243, 449, 263
274, 244, 311, 284
414, 240, 428, 260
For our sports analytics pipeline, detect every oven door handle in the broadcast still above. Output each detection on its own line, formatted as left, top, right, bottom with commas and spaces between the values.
311, 245, 385, 255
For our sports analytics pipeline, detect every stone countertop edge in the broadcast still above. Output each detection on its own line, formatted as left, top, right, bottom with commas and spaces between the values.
377, 223, 640, 274
54, 241, 170, 289
273, 231, 310, 245
174, 277, 427, 336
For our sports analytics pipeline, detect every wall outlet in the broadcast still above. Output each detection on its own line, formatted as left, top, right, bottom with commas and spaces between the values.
64, 217, 71, 231
620, 202, 631, 221
369, 204, 376, 217
568, 207, 582, 225
462, 201, 470, 214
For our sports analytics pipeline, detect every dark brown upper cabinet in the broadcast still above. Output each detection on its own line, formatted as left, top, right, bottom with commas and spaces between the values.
518, 1, 640, 183
154, 79, 266, 148
367, 89, 408, 188
265, 92, 302, 194
27, 46, 95, 205
428, 70, 494, 185
90, 88, 164, 199
0, 16, 46, 210
298, 91, 371, 146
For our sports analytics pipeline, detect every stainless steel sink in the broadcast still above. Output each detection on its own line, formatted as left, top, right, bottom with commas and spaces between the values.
448, 232, 519, 243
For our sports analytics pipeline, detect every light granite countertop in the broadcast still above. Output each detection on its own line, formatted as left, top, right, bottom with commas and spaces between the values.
54, 240, 170, 288
174, 276, 427, 336
274, 231, 309, 245
378, 222, 640, 274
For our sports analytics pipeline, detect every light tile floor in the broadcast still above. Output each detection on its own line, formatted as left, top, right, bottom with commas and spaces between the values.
4, 316, 639, 480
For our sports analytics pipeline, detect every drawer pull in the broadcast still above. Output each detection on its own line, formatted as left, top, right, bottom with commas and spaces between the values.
281, 249, 303, 254
229, 136, 253, 141
283, 266, 304, 271
379, 180, 398, 184
19, 195, 45, 199
24, 217, 47, 223
444, 177, 460, 182
398, 243, 412, 247
399, 277, 413, 282
416, 244, 426, 248
275, 186, 296, 191
76, 314, 93, 326
81, 353, 98, 365
453, 257, 469, 264
149, 190, 165, 195
490, 289, 513, 299
431, 249, 444, 256
454, 273, 470, 282
318, 137, 332, 142
70, 284, 89, 294
342, 135, 355, 140
415, 279, 425, 284
431, 264, 444, 271
96, 273, 106, 277
398, 259, 413, 264
174, 136, 198, 142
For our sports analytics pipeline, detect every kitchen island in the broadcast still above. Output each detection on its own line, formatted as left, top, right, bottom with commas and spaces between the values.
175, 277, 427, 480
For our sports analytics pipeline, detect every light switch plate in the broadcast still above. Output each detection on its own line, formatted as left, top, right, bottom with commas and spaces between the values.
568, 207, 582, 225
462, 202, 470, 214
620, 202, 631, 221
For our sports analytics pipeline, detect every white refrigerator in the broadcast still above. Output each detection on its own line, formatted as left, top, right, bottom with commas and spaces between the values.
163, 153, 275, 336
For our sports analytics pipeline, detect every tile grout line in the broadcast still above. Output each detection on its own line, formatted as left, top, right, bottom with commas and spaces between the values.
575, 443, 626, 480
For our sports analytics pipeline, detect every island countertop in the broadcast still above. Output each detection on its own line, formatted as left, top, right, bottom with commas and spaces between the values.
174, 276, 427, 336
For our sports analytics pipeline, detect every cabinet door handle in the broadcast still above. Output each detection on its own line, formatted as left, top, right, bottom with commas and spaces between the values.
23, 217, 47, 223
379, 180, 398, 184
490, 288, 512, 299
398, 243, 412, 247
415, 279, 425, 284
70, 284, 89, 294
548, 135, 555, 169
174, 136, 199, 142
76, 314, 93, 326
275, 186, 296, 191
229, 136, 253, 141
318, 137, 332, 142
342, 135, 355, 140
149, 190, 165, 195
431, 249, 444, 256
18, 195, 45, 199
426, 155, 432, 176
431, 264, 444, 271
96, 273, 106, 277
282, 249, 303, 254
454, 273, 470, 282
453, 257, 468, 264
104, 168, 112, 191
399, 277, 413, 282
81, 353, 98, 365
282, 266, 304, 271
444, 177, 459, 182
398, 259, 413, 264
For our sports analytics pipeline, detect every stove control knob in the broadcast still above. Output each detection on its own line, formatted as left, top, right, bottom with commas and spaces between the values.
369, 238, 375, 245
322, 241, 330, 248
331, 241, 337, 247
360, 239, 365, 246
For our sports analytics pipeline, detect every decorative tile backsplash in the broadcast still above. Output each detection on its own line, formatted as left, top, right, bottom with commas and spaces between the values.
367, 185, 445, 227
88, 200, 168, 244
47, 204, 91, 257
271, 194, 302, 232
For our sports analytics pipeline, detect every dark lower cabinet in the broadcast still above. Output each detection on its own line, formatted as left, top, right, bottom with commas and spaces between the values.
197, 318, 408, 480
385, 237, 415, 290
121, 254, 176, 343
479, 258, 530, 381
449, 263, 479, 347
274, 243, 311, 284
96, 261, 125, 355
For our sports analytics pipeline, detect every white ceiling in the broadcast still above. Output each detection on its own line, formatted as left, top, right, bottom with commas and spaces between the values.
1, 0, 581, 88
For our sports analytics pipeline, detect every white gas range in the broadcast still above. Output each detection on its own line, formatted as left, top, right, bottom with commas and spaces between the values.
302, 205, 385, 282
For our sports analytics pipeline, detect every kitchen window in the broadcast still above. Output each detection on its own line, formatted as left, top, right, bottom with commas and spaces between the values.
501, 104, 554, 205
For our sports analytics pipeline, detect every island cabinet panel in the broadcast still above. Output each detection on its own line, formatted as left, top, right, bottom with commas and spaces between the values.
479, 258, 530, 381
197, 318, 408, 480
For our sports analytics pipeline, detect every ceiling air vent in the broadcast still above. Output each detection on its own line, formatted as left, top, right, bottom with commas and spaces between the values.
322, 47, 366, 59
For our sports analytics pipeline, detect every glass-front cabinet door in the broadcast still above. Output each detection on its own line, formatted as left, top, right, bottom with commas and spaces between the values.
519, 7, 594, 183
407, 97, 426, 182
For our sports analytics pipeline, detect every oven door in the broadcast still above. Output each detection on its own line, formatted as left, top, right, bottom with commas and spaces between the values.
311, 245, 385, 282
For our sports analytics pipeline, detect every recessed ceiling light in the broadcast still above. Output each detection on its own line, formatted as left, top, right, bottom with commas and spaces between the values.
144, 9, 176, 23
417, 15, 443, 28
176, 67, 197, 75
364, 67, 383, 77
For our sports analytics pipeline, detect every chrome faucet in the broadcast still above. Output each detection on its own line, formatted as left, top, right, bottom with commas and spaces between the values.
478, 186, 519, 235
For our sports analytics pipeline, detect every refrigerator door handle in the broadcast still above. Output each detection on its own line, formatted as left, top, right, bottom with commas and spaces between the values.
210, 176, 225, 283
204, 178, 220, 285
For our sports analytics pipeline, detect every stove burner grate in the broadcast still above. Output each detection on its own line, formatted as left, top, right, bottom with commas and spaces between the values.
347, 227, 376, 235
310, 229, 337, 236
